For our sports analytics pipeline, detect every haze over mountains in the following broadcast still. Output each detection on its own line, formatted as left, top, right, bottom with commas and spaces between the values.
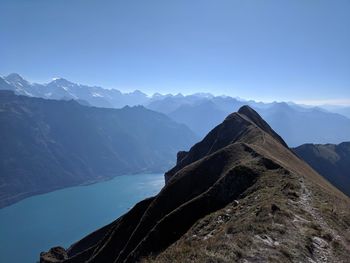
1, 73, 350, 146
147, 97, 350, 146
0, 91, 196, 208
322, 106, 350, 119
40, 106, 350, 263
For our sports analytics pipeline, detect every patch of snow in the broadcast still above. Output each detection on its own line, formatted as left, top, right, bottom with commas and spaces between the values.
68, 92, 78, 99
21, 89, 33, 96
92, 92, 104, 98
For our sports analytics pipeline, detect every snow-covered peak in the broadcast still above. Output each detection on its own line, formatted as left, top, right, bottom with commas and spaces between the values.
192, 92, 214, 99
5, 73, 29, 86
48, 77, 75, 87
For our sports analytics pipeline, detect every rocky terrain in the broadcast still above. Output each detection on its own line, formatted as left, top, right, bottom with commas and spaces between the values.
294, 142, 350, 196
0, 91, 196, 208
40, 106, 350, 263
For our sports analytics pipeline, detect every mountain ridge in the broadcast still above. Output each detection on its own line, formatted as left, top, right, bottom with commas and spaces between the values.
40, 105, 350, 263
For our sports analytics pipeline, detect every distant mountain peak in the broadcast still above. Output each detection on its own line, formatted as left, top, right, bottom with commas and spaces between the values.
3, 73, 33, 96
49, 77, 75, 87
5, 73, 28, 84
128, 89, 147, 96
174, 93, 184, 98
6, 73, 24, 80
192, 92, 214, 98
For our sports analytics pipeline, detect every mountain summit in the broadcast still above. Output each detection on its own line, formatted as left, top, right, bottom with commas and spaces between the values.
164, 105, 288, 184
5, 73, 27, 84
40, 105, 350, 263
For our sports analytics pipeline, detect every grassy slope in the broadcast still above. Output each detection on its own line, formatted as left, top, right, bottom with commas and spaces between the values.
146, 118, 350, 262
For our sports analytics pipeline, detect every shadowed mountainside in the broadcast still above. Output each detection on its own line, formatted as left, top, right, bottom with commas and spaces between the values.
294, 142, 350, 197
0, 91, 196, 208
40, 106, 350, 263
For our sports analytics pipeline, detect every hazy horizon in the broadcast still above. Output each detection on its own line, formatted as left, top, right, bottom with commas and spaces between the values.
2, 72, 350, 107
1, 0, 349, 104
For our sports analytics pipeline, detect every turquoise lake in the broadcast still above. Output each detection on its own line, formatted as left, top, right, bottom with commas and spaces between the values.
0, 173, 164, 263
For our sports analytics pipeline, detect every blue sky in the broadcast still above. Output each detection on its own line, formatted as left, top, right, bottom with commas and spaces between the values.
1, 0, 349, 104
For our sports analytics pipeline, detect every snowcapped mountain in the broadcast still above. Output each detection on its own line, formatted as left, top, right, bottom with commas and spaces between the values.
0, 73, 149, 108
2, 73, 350, 146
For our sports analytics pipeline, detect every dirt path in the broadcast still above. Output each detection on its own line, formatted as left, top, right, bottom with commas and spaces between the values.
298, 177, 347, 263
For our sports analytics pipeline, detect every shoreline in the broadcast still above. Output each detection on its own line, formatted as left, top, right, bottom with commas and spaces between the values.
0, 171, 166, 210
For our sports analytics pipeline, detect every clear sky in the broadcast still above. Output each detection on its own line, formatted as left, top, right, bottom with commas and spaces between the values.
1, 0, 349, 104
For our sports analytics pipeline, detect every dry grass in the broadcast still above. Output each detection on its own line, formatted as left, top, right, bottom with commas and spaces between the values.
143, 166, 350, 263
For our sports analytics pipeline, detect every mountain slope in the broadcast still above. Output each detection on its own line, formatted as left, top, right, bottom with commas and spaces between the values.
40, 106, 350, 263
294, 142, 350, 196
0, 91, 196, 208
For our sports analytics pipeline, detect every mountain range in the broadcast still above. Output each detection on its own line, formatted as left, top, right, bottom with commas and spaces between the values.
40, 106, 350, 263
320, 105, 350, 119
1, 73, 149, 108
0, 91, 196, 208
2, 73, 350, 146
147, 97, 350, 146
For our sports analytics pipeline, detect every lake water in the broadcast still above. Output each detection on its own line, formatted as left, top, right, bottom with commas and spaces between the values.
0, 173, 164, 263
